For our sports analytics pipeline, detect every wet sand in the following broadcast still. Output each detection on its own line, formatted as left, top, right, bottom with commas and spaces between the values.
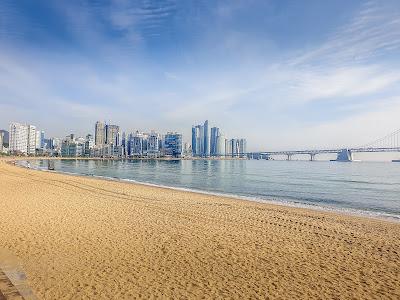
0, 158, 399, 299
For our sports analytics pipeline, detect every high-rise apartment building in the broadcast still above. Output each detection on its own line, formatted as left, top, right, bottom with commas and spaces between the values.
216, 133, 225, 156
121, 132, 127, 156
35, 130, 45, 150
225, 138, 247, 158
225, 139, 232, 157
9, 122, 37, 154
27, 125, 36, 154
95, 121, 105, 146
147, 131, 160, 157
239, 138, 247, 158
183, 142, 191, 157
40, 131, 45, 148
128, 131, 146, 156
0, 130, 9, 147
164, 132, 183, 157
84, 134, 95, 156
0, 132, 3, 152
105, 124, 120, 145
232, 139, 239, 157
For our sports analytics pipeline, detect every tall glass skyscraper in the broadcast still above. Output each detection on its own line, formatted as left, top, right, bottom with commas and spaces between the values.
192, 124, 202, 156
210, 127, 220, 156
192, 120, 210, 157
203, 120, 210, 157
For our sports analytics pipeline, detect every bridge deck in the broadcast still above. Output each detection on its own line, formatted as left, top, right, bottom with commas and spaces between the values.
248, 147, 400, 156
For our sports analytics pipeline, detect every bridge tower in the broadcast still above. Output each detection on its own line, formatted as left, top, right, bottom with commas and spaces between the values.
335, 149, 353, 162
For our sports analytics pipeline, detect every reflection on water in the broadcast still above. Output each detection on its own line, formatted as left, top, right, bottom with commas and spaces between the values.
22, 159, 400, 219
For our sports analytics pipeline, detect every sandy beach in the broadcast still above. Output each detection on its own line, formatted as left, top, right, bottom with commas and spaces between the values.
0, 158, 399, 299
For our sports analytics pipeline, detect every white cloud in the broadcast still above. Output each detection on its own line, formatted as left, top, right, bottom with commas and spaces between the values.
290, 0, 400, 67
285, 66, 400, 103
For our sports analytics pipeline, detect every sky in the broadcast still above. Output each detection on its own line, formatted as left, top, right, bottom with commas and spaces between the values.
0, 0, 400, 152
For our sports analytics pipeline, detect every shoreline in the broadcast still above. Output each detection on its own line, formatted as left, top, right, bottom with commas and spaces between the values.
1, 157, 399, 299
11, 157, 400, 223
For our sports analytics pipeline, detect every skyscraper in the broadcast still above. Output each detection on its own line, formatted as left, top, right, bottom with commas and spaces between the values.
95, 121, 105, 146
231, 139, 239, 158
226, 138, 247, 158
239, 139, 247, 157
40, 131, 45, 148
203, 120, 210, 157
191, 120, 210, 157
27, 125, 36, 154
192, 125, 203, 156
191, 126, 197, 156
210, 127, 220, 156
225, 139, 232, 157
196, 125, 203, 156
35, 130, 45, 150
121, 132, 127, 156
216, 133, 225, 156
105, 124, 120, 145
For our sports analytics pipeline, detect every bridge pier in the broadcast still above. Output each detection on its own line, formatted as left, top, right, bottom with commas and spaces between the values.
310, 153, 316, 161
335, 149, 353, 162
287, 154, 292, 161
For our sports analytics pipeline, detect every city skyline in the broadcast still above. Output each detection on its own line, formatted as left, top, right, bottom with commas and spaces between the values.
0, 1, 400, 151
5, 119, 247, 159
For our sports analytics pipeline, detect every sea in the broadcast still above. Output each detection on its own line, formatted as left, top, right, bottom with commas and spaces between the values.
18, 159, 400, 221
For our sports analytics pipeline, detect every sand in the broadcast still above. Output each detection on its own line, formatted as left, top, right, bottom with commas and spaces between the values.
0, 158, 399, 299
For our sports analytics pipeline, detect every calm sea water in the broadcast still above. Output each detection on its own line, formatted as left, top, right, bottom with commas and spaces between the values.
20, 159, 400, 220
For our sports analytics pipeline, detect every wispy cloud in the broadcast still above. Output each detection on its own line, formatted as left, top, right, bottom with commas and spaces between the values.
106, 0, 178, 45
290, 0, 400, 67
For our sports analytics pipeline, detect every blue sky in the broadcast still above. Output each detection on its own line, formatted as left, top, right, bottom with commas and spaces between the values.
1, 0, 400, 151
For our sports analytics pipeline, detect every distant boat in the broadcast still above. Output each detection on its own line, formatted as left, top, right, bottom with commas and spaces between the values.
392, 160, 400, 163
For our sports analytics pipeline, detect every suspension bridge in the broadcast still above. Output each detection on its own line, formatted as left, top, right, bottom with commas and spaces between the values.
247, 128, 400, 161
